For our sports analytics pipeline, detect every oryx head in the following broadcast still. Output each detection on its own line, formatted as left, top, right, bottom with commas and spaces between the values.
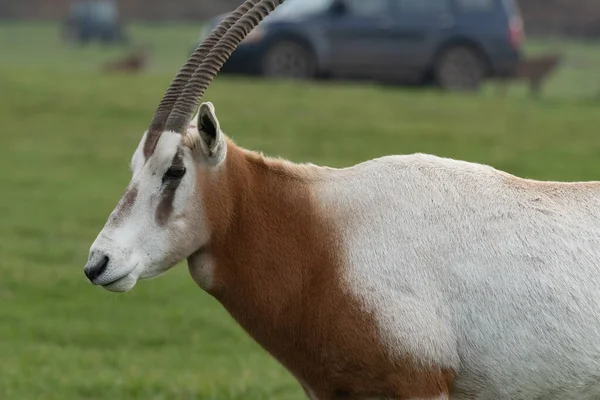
84, 0, 286, 292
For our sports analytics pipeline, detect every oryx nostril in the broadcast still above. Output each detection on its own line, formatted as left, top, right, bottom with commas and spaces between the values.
84, 255, 109, 282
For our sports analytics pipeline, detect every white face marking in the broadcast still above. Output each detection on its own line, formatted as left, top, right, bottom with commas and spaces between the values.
84, 103, 228, 293
84, 130, 211, 292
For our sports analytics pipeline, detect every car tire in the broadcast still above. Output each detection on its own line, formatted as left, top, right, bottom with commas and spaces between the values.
434, 46, 486, 92
262, 40, 316, 80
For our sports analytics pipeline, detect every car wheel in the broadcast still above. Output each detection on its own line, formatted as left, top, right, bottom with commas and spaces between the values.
262, 41, 316, 80
435, 46, 486, 92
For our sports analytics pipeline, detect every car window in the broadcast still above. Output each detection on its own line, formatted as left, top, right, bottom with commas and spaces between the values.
397, 0, 450, 14
94, 1, 118, 23
501, 0, 523, 17
345, 0, 389, 17
271, 0, 333, 17
455, 0, 496, 12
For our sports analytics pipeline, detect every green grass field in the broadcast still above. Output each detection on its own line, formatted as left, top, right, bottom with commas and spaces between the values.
2, 22, 600, 399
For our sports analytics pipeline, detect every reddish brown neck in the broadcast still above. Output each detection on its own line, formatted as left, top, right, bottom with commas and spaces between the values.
189, 141, 455, 399
198, 141, 338, 347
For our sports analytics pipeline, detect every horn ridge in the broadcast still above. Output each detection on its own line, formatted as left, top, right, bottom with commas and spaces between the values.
143, 0, 260, 158
164, 0, 286, 133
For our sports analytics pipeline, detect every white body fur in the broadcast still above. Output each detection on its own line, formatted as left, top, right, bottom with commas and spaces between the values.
317, 153, 600, 399
86, 101, 600, 399
85, 2, 600, 398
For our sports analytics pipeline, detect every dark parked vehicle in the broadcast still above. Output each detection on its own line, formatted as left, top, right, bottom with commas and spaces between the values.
198, 0, 525, 91
62, 0, 128, 45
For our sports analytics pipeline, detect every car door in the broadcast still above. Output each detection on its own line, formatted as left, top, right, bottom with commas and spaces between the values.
324, 0, 401, 80
391, 0, 455, 76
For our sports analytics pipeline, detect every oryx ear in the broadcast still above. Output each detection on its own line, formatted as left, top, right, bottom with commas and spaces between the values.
196, 102, 226, 164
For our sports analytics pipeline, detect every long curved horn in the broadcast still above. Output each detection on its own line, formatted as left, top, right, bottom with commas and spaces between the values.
164, 0, 286, 133
144, 0, 261, 156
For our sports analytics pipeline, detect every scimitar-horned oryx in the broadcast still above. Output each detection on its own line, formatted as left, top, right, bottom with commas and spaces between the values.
83, 1, 600, 399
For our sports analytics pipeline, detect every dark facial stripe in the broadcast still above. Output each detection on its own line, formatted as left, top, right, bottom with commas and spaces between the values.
155, 149, 184, 226
109, 184, 139, 226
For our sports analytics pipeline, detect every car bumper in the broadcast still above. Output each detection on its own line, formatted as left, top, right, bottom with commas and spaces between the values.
189, 41, 266, 75
219, 43, 267, 75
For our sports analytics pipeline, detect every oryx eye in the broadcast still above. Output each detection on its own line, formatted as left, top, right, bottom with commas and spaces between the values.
163, 166, 186, 182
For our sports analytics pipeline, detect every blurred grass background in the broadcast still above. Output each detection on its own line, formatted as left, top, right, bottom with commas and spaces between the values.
1, 22, 600, 399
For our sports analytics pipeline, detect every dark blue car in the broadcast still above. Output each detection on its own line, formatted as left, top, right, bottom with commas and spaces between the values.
198, 0, 525, 91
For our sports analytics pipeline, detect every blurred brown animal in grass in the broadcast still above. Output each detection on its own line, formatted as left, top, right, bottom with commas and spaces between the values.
496, 53, 562, 98
102, 45, 150, 74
